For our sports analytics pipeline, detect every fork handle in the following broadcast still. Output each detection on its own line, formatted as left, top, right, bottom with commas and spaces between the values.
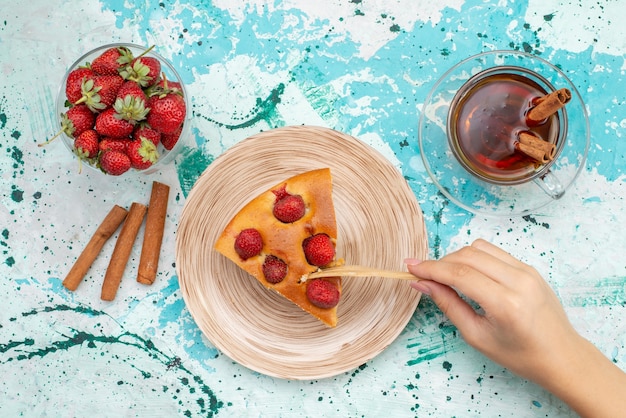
305, 265, 417, 281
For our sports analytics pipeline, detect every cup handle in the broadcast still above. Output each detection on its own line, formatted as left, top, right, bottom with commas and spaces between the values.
533, 170, 565, 199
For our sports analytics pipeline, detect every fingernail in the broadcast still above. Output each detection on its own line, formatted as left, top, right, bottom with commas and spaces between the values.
404, 258, 422, 266
410, 281, 431, 295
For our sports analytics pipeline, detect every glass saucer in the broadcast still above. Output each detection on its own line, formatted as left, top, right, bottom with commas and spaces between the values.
418, 50, 590, 216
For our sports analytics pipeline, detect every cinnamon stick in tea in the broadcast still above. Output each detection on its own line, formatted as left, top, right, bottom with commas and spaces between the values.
101, 202, 147, 301
527, 88, 572, 123
137, 181, 170, 285
62, 205, 128, 291
515, 131, 556, 164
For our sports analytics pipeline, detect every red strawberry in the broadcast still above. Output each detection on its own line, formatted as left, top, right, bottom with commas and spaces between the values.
133, 125, 161, 146
77, 75, 124, 112
95, 107, 134, 138
74, 129, 100, 159
160, 124, 182, 150
114, 81, 149, 123
262, 255, 288, 284
302, 234, 335, 267
234, 228, 263, 260
122, 56, 161, 87
116, 80, 147, 102
126, 138, 159, 170
273, 193, 305, 223
146, 92, 186, 134
155, 78, 182, 93
99, 150, 131, 175
65, 67, 94, 104
64, 104, 96, 138
99, 137, 129, 153
91, 46, 134, 76
306, 279, 340, 309
146, 75, 183, 97
271, 184, 289, 201
39, 104, 95, 146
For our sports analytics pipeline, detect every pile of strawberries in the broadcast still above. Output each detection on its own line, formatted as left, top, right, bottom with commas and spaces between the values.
43, 45, 187, 175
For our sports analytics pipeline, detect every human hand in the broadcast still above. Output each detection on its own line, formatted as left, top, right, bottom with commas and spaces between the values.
406, 239, 579, 385
406, 239, 626, 418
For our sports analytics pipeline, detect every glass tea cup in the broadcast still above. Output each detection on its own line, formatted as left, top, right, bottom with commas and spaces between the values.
447, 66, 566, 197
418, 50, 590, 216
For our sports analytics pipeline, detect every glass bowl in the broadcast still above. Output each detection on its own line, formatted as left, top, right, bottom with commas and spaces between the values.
55, 42, 191, 175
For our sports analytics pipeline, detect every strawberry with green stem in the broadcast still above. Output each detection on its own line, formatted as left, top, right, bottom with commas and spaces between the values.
146, 74, 186, 135
91, 46, 134, 76
114, 81, 149, 123
154, 78, 182, 94
127, 137, 159, 170
132, 124, 161, 146
65, 67, 94, 104
75, 75, 124, 112
73, 129, 100, 173
120, 45, 161, 87
39, 104, 95, 146
95, 107, 134, 138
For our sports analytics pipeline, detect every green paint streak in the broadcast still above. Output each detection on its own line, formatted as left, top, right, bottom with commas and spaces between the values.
176, 146, 214, 198
406, 352, 441, 366
0, 338, 34, 353
567, 276, 626, 307
431, 194, 448, 259
198, 83, 285, 130
0, 112, 6, 129
406, 301, 460, 366
22, 304, 105, 317
301, 83, 341, 124
4, 304, 225, 416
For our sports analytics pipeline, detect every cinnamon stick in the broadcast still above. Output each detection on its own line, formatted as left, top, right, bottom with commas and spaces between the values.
101, 202, 147, 301
527, 88, 572, 123
515, 131, 556, 164
137, 181, 170, 285
62, 205, 128, 291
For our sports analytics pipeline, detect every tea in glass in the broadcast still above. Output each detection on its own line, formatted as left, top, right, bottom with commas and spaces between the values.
447, 67, 565, 184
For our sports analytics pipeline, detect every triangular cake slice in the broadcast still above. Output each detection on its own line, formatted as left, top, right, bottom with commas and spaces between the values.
215, 168, 342, 327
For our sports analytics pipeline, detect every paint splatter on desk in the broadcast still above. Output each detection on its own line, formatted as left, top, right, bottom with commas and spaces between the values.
1, 0, 625, 416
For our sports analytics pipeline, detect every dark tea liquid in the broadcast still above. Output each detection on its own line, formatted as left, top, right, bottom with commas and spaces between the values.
449, 72, 559, 183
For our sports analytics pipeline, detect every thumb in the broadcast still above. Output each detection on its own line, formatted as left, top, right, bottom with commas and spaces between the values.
410, 280, 481, 335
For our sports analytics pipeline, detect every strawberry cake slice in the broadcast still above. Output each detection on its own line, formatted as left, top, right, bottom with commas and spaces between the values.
214, 168, 342, 327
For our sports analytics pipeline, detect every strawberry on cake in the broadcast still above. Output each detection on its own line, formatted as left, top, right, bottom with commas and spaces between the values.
214, 168, 342, 327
